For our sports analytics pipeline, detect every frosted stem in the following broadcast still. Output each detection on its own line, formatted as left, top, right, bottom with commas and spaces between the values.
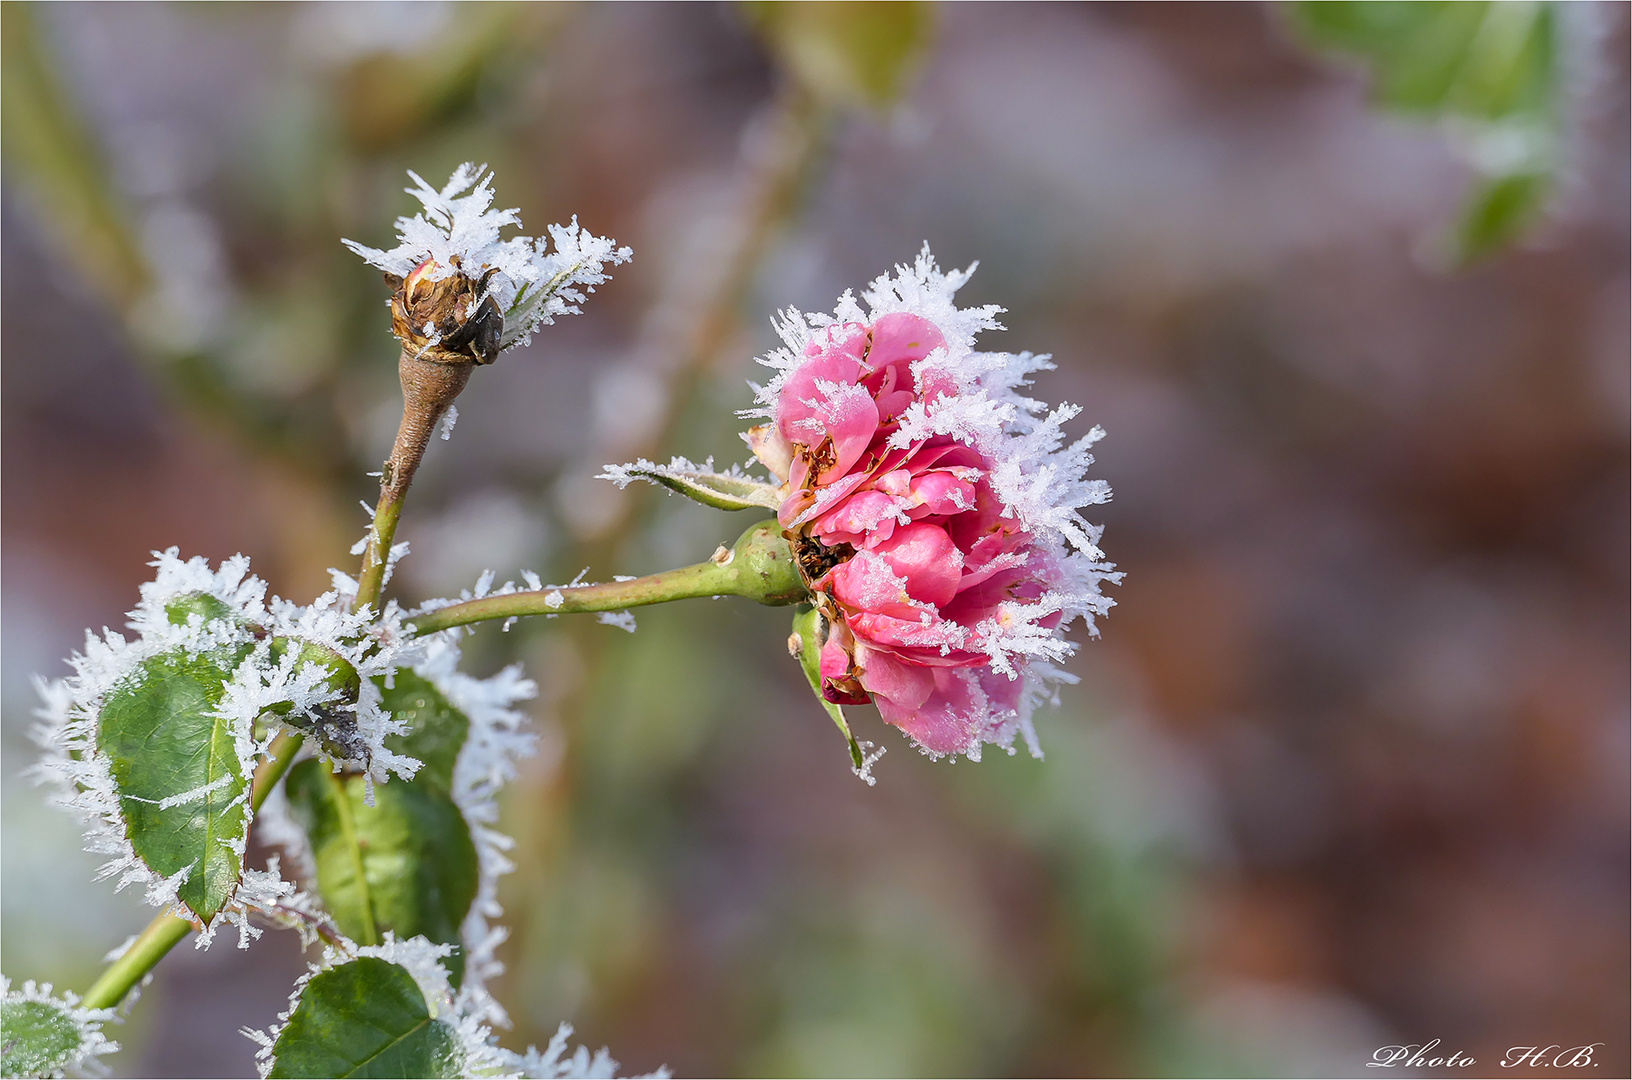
408, 520, 806, 635
356, 349, 475, 611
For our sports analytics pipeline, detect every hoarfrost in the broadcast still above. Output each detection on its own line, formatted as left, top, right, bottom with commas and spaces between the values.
249, 934, 667, 1080
500, 1023, 672, 1079
342, 164, 631, 354
596, 611, 637, 633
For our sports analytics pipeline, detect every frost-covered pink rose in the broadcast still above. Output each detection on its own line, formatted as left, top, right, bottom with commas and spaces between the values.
745, 250, 1120, 760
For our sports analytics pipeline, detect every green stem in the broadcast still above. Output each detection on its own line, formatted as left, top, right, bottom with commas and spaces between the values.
252, 730, 307, 811
408, 519, 805, 635
79, 913, 189, 1011
80, 730, 307, 1009
354, 490, 404, 613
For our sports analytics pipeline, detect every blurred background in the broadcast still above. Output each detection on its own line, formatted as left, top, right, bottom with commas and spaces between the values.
2, 3, 1626, 1077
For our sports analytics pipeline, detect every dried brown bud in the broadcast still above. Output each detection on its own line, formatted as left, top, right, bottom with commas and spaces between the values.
384, 257, 505, 365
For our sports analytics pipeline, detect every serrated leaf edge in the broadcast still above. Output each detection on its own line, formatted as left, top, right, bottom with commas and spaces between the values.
30, 608, 268, 941
246, 934, 501, 1079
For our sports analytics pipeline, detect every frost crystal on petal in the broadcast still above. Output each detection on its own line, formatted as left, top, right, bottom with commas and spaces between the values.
745, 247, 1123, 764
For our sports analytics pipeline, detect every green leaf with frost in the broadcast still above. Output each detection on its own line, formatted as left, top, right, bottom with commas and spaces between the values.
283, 765, 479, 985
165, 592, 237, 626
282, 673, 478, 983
2, 978, 118, 1080
791, 606, 865, 771
600, 458, 783, 512
1, 1001, 81, 1080
1290, 0, 1562, 262
98, 647, 254, 924
265, 958, 464, 1079
742, 0, 934, 110
166, 591, 368, 761
376, 672, 469, 796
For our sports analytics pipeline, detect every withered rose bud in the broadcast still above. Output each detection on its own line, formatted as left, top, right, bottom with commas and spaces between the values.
346, 164, 630, 370
343, 165, 630, 519
384, 257, 505, 366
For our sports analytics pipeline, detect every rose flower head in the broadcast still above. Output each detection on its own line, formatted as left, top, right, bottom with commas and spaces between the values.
746, 248, 1121, 761
344, 163, 630, 364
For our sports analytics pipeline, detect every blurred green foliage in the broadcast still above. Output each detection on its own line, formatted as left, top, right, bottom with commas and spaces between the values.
741, 0, 933, 110
0, 1, 568, 484
0, 1, 148, 307
1291, 0, 1564, 262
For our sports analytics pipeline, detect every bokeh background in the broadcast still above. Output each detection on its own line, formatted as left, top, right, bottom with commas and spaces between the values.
3, 3, 1627, 1077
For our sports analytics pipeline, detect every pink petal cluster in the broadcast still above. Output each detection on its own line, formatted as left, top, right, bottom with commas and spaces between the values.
746, 255, 1117, 760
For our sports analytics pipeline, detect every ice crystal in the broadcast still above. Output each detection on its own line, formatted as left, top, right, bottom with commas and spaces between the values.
1, 977, 120, 1079
212, 854, 340, 952
412, 566, 645, 639
413, 637, 537, 1022
597, 455, 773, 491
343, 164, 631, 353
246, 934, 470, 1079
266, 584, 428, 787
596, 611, 638, 633
498, 1023, 671, 1080
30, 552, 275, 939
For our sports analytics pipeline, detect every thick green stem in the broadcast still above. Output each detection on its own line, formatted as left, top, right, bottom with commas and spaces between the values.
79, 730, 307, 1009
252, 730, 307, 811
409, 519, 805, 635
80, 913, 190, 1011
